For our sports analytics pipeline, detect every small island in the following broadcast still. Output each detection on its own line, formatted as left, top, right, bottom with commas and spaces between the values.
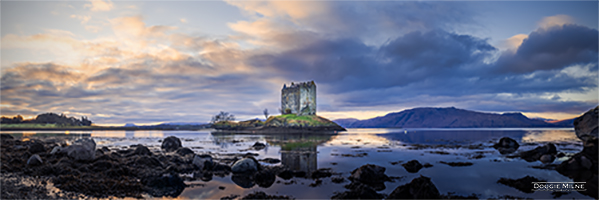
212, 81, 346, 133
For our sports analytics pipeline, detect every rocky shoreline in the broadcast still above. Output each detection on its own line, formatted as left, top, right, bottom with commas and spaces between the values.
1, 107, 597, 199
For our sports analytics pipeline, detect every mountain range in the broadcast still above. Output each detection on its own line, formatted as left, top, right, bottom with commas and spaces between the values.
333, 107, 574, 128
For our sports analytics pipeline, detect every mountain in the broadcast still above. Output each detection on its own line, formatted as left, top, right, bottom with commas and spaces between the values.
333, 118, 360, 128
334, 107, 571, 128
547, 118, 575, 127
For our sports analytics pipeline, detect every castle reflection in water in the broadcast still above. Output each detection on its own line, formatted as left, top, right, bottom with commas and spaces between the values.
281, 145, 317, 173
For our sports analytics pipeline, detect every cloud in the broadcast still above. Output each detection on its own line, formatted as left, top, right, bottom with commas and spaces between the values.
495, 24, 598, 74
539, 14, 574, 29
503, 34, 528, 50
85, 0, 113, 12
70, 15, 91, 24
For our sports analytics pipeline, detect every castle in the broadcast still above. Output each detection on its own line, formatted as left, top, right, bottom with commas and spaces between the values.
281, 81, 316, 115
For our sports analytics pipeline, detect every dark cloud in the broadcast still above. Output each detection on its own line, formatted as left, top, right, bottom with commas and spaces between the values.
251, 29, 497, 93
495, 24, 598, 74
248, 26, 596, 115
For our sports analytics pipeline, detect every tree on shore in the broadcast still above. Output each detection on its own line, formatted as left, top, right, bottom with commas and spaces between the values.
211, 111, 235, 124
1, 113, 93, 126
263, 109, 269, 119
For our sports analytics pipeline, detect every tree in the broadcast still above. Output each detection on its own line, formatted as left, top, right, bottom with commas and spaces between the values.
211, 111, 235, 124
263, 108, 269, 119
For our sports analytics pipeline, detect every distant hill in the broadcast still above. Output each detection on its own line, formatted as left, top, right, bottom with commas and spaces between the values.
333, 118, 360, 128
547, 118, 575, 127
333, 107, 572, 128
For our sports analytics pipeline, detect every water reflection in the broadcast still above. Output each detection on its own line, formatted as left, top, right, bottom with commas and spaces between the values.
266, 133, 334, 174
378, 129, 577, 144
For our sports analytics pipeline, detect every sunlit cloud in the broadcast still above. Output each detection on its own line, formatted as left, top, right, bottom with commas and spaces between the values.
539, 14, 574, 29
85, 0, 113, 12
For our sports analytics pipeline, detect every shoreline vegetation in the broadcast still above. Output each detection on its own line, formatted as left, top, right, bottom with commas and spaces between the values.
0, 106, 582, 132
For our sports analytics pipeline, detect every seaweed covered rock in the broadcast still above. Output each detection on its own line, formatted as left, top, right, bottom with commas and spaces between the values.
161, 136, 182, 152
493, 137, 519, 154
64, 138, 96, 161
231, 157, 260, 173
517, 143, 557, 162
387, 175, 440, 199
348, 164, 390, 191
402, 160, 423, 173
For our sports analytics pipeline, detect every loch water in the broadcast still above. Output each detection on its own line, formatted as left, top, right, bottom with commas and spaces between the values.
1, 128, 592, 199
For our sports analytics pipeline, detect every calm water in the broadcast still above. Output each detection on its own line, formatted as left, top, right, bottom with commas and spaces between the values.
1, 128, 591, 199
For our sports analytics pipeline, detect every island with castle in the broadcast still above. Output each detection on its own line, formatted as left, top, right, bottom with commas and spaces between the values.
212, 81, 345, 133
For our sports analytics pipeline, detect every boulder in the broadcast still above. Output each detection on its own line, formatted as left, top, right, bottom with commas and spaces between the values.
175, 147, 194, 157
161, 136, 182, 152
27, 154, 43, 166
252, 142, 266, 150
132, 145, 152, 156
402, 160, 423, 173
387, 175, 440, 199
192, 154, 213, 170
518, 143, 557, 162
28, 142, 46, 154
348, 164, 390, 191
50, 146, 61, 154
64, 138, 96, 161
556, 137, 598, 199
231, 158, 259, 173
574, 106, 598, 141
493, 137, 519, 154
539, 154, 555, 163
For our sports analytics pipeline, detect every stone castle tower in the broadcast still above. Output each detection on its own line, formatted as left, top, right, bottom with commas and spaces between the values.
281, 81, 316, 115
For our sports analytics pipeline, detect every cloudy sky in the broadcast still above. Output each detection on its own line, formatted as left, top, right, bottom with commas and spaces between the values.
1, 0, 597, 125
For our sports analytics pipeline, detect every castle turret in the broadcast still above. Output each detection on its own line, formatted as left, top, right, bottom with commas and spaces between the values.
281, 81, 316, 115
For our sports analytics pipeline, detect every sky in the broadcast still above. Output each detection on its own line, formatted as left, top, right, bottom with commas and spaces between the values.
1, 0, 598, 125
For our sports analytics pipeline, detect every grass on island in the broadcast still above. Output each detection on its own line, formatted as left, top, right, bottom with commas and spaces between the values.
267, 114, 334, 126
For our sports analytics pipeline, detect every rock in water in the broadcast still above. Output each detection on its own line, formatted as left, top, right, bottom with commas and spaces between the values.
539, 154, 555, 163
574, 106, 598, 141
231, 158, 259, 173
402, 160, 423, 173
161, 136, 182, 152
388, 175, 440, 199
493, 137, 519, 154
518, 143, 557, 162
349, 164, 390, 191
27, 154, 43, 166
64, 138, 96, 161
192, 154, 213, 170
252, 142, 266, 150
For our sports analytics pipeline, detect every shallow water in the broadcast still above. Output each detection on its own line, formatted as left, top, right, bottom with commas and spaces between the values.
2, 128, 592, 199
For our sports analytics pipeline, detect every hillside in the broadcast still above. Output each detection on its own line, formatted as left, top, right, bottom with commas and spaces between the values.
334, 107, 571, 128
